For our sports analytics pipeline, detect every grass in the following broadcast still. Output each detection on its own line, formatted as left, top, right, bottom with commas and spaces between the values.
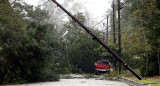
121, 69, 141, 77
135, 79, 160, 86
0, 46, 2, 51
103, 72, 119, 77
119, 69, 160, 86
124, 76, 160, 86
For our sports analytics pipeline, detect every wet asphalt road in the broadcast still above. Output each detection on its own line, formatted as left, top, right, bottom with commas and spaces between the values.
5, 78, 129, 86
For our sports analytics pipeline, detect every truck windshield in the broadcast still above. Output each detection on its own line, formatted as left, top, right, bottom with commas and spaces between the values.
97, 61, 108, 65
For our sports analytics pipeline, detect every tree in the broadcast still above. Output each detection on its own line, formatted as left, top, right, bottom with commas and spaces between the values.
0, 1, 59, 84
140, 0, 160, 76
13, 2, 49, 24
116, 0, 159, 76
61, 13, 101, 73
95, 44, 118, 71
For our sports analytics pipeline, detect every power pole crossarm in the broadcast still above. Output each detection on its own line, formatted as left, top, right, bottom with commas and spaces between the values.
51, 0, 143, 80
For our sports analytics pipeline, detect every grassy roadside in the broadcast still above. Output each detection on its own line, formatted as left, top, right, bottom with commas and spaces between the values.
121, 70, 160, 86
124, 77, 160, 86
135, 79, 159, 86
103, 69, 160, 86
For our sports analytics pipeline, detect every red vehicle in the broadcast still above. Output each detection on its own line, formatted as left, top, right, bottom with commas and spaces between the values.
95, 60, 110, 74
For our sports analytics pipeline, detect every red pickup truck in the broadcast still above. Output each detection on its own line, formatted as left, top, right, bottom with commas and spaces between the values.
95, 60, 110, 74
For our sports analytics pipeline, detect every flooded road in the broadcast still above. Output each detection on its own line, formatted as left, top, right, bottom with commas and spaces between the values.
6, 78, 129, 86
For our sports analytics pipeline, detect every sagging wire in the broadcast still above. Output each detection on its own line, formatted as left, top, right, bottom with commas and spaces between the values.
90, 17, 107, 30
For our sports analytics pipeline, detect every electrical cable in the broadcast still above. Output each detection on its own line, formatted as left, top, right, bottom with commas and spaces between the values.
90, 17, 107, 29
85, 16, 106, 20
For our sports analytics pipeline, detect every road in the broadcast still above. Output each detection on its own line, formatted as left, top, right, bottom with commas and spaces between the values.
6, 78, 129, 86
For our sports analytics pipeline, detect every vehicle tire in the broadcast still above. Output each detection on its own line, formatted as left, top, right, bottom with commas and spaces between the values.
108, 70, 111, 74
95, 70, 98, 75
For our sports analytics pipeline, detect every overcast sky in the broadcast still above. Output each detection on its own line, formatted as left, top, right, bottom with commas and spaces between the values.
25, 0, 112, 18
24, 0, 112, 30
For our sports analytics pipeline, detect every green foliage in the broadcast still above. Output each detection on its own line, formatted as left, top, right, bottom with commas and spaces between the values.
115, 0, 160, 77
61, 13, 100, 73
104, 71, 119, 77
94, 44, 118, 69
0, 1, 59, 84
139, 0, 160, 76
135, 79, 160, 86
69, 36, 98, 73
0, 22, 59, 84
95, 44, 118, 59
27, 6, 49, 23
13, 2, 49, 24
0, 0, 25, 30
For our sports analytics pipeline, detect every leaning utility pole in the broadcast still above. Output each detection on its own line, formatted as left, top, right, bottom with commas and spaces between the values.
112, 0, 116, 44
106, 16, 109, 44
118, 0, 121, 74
51, 0, 142, 80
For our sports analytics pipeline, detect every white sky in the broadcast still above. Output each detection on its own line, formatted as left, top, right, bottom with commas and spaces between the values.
24, 0, 112, 30
25, 0, 112, 18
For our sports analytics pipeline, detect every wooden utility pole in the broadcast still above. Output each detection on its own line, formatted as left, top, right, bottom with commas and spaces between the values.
106, 16, 109, 43
103, 32, 105, 42
112, 0, 116, 44
118, 0, 121, 74
112, 0, 117, 71
52, 0, 143, 80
